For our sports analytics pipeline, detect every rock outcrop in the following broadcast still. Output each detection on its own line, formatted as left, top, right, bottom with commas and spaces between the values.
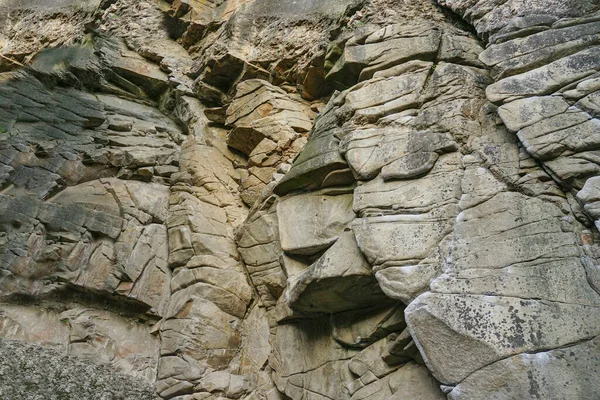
1, 0, 600, 399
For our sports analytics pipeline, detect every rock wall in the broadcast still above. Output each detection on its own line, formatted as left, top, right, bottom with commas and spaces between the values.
1, 0, 600, 399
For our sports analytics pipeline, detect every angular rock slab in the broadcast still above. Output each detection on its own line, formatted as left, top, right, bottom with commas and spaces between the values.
486, 46, 600, 104
344, 68, 430, 122
448, 336, 600, 400
236, 200, 286, 305
353, 214, 451, 267
270, 315, 356, 400
273, 118, 347, 195
353, 153, 462, 215
439, 0, 599, 39
434, 191, 600, 306
277, 191, 355, 255
406, 292, 600, 384
286, 230, 388, 314
160, 297, 241, 371
480, 20, 600, 79
225, 79, 311, 155
326, 22, 441, 87
340, 127, 457, 181
353, 211, 454, 304
350, 361, 445, 400
497, 95, 571, 133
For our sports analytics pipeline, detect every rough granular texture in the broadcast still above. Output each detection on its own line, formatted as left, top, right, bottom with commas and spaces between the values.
0, 340, 159, 400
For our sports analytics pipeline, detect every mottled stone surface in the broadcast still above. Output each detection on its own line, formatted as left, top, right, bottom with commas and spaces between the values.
2, 0, 600, 399
0, 339, 159, 400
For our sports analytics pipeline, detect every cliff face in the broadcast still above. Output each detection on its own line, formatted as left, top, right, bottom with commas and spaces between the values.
1, 0, 600, 399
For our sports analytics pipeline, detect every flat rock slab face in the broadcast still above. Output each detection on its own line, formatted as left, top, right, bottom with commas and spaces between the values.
326, 23, 441, 86
432, 191, 600, 306
277, 191, 355, 255
236, 202, 286, 306
353, 215, 451, 270
406, 292, 600, 384
353, 153, 462, 215
270, 315, 357, 400
340, 126, 456, 181
447, 335, 600, 400
240, 0, 358, 17
438, 0, 600, 38
349, 361, 445, 400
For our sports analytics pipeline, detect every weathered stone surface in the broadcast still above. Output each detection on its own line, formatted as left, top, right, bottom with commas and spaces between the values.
326, 23, 441, 87
353, 153, 462, 215
486, 46, 600, 104
270, 316, 356, 400
407, 292, 600, 384
344, 68, 430, 122
286, 230, 387, 314
0, 339, 159, 400
448, 335, 600, 400
277, 191, 355, 255
225, 79, 313, 205
497, 95, 571, 132
331, 305, 405, 349
577, 175, 600, 223
439, 0, 600, 39
236, 198, 286, 306
188, 0, 358, 102
381, 151, 440, 180
273, 95, 349, 195
350, 361, 444, 400
340, 126, 457, 180
433, 192, 600, 305
480, 21, 600, 79
4, 1, 600, 399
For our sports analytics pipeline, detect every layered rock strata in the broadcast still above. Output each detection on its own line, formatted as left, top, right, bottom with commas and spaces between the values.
1, 0, 600, 399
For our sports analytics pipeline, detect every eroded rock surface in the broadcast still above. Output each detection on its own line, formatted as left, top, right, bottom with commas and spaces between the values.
2, 0, 600, 399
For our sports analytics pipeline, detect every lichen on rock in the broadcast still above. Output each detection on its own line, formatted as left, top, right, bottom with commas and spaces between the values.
1, 0, 600, 399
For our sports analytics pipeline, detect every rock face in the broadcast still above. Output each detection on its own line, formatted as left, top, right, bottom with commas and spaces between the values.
1, 0, 600, 399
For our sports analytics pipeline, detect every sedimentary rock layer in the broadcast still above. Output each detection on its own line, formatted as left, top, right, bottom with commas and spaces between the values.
1, 0, 600, 399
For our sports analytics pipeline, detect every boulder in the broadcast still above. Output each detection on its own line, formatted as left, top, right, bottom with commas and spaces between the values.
286, 230, 388, 314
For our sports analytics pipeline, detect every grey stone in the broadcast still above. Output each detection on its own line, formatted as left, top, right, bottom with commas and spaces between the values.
286, 230, 387, 314
277, 191, 355, 256
326, 23, 441, 87
0, 339, 159, 400
448, 336, 600, 400
487, 46, 600, 104
406, 292, 600, 384
341, 127, 457, 181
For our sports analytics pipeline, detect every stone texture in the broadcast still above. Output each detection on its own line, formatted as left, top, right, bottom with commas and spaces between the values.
406, 292, 600, 384
3, 1, 600, 399
448, 335, 600, 400
224, 79, 313, 205
277, 190, 355, 256
286, 230, 388, 314
0, 339, 159, 400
